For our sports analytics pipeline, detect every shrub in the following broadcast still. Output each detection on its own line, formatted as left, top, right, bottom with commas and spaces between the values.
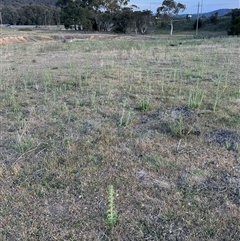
18, 28, 33, 31
210, 12, 218, 25
228, 16, 240, 35
193, 18, 203, 30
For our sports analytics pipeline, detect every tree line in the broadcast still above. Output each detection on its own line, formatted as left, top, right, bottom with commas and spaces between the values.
1, 0, 240, 35
1, 5, 60, 25
0, 0, 57, 7
55, 0, 153, 33
0, 0, 153, 33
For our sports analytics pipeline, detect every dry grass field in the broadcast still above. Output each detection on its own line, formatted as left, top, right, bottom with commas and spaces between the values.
0, 27, 239, 240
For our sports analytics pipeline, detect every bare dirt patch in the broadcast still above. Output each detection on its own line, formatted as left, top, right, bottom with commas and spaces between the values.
0, 36, 30, 44
0, 33, 133, 45
0, 35, 54, 45
0, 31, 166, 45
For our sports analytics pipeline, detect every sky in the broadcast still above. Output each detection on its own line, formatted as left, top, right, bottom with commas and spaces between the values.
129, 0, 240, 14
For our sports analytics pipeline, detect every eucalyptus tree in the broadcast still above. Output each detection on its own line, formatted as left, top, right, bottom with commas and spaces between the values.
98, 0, 129, 12
56, 0, 93, 30
112, 6, 134, 33
157, 0, 186, 35
94, 0, 130, 31
133, 10, 152, 34
1, 6, 18, 25
56, 0, 130, 31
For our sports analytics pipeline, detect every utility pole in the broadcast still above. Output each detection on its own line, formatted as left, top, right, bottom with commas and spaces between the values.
44, 11, 47, 26
196, 2, 200, 36
0, 11, 2, 26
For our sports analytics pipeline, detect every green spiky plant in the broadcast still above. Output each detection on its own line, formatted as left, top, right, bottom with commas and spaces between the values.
107, 185, 118, 227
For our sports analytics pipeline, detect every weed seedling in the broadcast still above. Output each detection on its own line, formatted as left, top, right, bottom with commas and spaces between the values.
188, 88, 205, 109
225, 141, 232, 151
139, 97, 150, 111
90, 91, 97, 106
170, 117, 192, 137
213, 73, 228, 112
15, 138, 34, 153
107, 185, 118, 227
119, 109, 132, 126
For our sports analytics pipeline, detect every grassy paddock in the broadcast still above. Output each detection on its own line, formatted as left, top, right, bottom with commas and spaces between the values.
0, 31, 239, 240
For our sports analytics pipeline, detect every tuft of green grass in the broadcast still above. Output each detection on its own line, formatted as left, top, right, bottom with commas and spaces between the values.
225, 141, 239, 151
138, 97, 151, 111
18, 28, 33, 31
169, 117, 193, 138
15, 137, 35, 153
119, 109, 132, 126
188, 88, 205, 109
212, 73, 228, 112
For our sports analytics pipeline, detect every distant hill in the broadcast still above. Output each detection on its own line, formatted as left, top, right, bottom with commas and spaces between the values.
184, 9, 233, 18
200, 9, 232, 17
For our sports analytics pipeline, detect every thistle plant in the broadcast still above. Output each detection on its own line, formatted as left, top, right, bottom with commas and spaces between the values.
107, 185, 118, 227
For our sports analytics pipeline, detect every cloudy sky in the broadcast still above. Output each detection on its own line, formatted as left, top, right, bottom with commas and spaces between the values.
129, 0, 240, 14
